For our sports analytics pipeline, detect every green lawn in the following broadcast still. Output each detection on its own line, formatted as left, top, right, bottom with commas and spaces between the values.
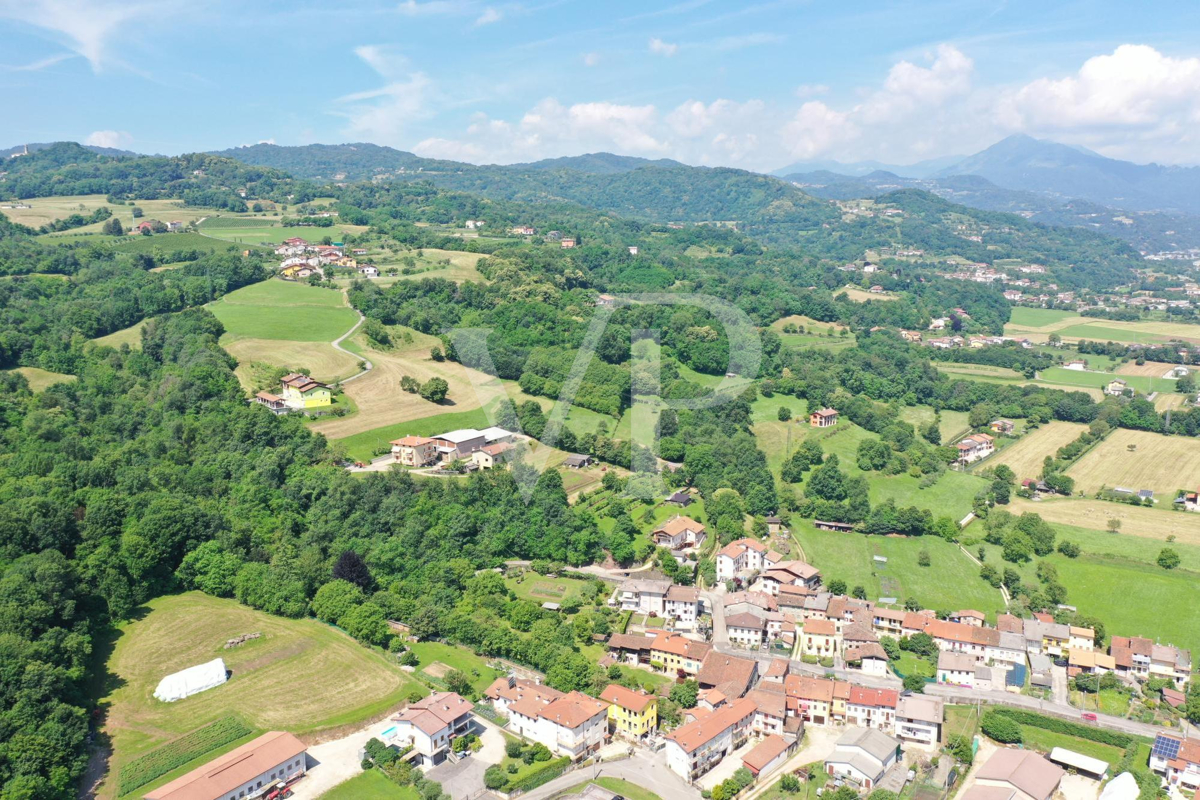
943, 704, 979, 742
899, 406, 971, 444
778, 332, 858, 351
1008, 308, 1079, 328
1054, 323, 1174, 345
607, 664, 674, 693
115, 232, 257, 254
792, 520, 1004, 615
866, 469, 988, 521
1038, 366, 1165, 394
1017, 726, 1127, 767
561, 777, 662, 800
1038, 519, 1200, 572
407, 642, 503, 697
751, 394, 811, 478
208, 281, 357, 342
892, 651, 935, 679
504, 574, 591, 606
319, 769, 419, 799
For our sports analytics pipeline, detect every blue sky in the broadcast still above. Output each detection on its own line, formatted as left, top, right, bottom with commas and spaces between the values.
3, 0, 1200, 169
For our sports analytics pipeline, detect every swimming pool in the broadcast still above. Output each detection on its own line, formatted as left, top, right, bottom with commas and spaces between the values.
380, 725, 397, 738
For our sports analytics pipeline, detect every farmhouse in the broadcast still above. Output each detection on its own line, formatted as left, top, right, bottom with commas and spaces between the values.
253, 391, 289, 414
471, 442, 515, 470
599, 684, 657, 741
1106, 379, 1128, 396
388, 692, 475, 766
955, 432, 994, 464
810, 408, 839, 427
391, 435, 438, 467
279, 373, 331, 410
989, 419, 1015, 434
428, 427, 514, 462
664, 697, 756, 780
144, 731, 307, 800
651, 515, 706, 550
563, 453, 593, 469
823, 727, 900, 791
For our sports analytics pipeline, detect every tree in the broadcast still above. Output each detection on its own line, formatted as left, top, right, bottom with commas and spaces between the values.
430, 345, 444, 361
333, 550, 373, 589
1057, 540, 1080, 558
103, 216, 125, 236
484, 766, 508, 790
312, 579, 364, 624
419, 377, 450, 403
903, 674, 926, 693
131, 205, 144, 218
918, 550, 931, 567
981, 711, 1022, 744
777, 406, 791, 422
339, 602, 390, 646
827, 578, 847, 595
1158, 548, 1181, 570
852, 585, 867, 600
1106, 517, 1122, 534
669, 679, 699, 708
444, 669, 474, 698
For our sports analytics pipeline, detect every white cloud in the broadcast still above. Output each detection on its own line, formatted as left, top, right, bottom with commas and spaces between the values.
338, 45, 433, 145
474, 6, 501, 25
397, 0, 463, 16
0, 0, 161, 71
84, 129, 132, 149
794, 83, 829, 98
649, 37, 678, 57
582, 52, 600, 67
0, 52, 77, 71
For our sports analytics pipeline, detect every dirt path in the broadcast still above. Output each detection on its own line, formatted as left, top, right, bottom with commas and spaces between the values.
331, 291, 373, 385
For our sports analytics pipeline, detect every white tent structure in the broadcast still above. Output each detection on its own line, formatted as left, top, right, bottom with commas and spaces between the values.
1099, 773, 1139, 800
154, 658, 228, 702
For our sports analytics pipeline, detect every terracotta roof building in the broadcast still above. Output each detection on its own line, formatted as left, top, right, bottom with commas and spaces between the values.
144, 731, 307, 800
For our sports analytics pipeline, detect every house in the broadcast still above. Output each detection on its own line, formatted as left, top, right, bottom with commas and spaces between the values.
800, 619, 839, 660
973, 749, 1064, 800
900, 330, 923, 343
665, 585, 702, 627
562, 453, 593, 469
1024, 617, 1071, 657
505, 690, 610, 760
929, 317, 948, 330
484, 676, 563, 716
746, 688, 789, 736
1183, 489, 1200, 513
428, 427, 514, 462
784, 675, 850, 726
595, 294, 616, 307
618, 577, 671, 616
143, 731, 307, 800
696, 652, 759, 699
1109, 635, 1191, 686
628, 246, 638, 255
651, 632, 712, 676
956, 433, 995, 464
561, 238, 576, 248
464, 219, 485, 230
253, 391, 289, 414
1064, 359, 1087, 370
824, 727, 900, 791
1149, 733, 1200, 790
845, 643, 889, 677
949, 609, 986, 627
989, 419, 1015, 434
279, 373, 331, 410
357, 265, 379, 277
1069, 626, 1096, 651
813, 520, 854, 532
599, 684, 657, 740
1106, 379, 1129, 396
166, 220, 184, 232
810, 408, 839, 428
471, 442, 515, 470
871, 607, 906, 638
511, 225, 535, 236
846, 686, 898, 732
937, 651, 977, 686
352, 248, 368, 256
894, 696, 943, 746
664, 698, 756, 780
605, 633, 656, 665
391, 435, 438, 467
764, 516, 787, 535
666, 490, 694, 508
742, 734, 796, 779
387, 692, 475, 766
1067, 649, 1115, 676
652, 516, 707, 550
726, 612, 768, 649
752, 561, 821, 596
716, 538, 773, 581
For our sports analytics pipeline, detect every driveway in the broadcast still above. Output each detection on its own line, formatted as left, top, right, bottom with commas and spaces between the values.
521, 750, 699, 800
289, 717, 396, 800
426, 719, 505, 799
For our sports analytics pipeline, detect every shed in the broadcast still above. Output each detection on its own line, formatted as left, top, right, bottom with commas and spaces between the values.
1049, 747, 1109, 779
154, 658, 228, 702
541, 602, 561, 612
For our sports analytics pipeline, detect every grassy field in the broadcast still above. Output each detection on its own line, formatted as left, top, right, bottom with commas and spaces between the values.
505, 573, 591, 606
326, 406, 493, 462
2, 195, 217, 232
1039, 366, 1169, 394
1117, 360, 1189, 378
899, 406, 971, 443
9, 366, 76, 391
1017, 725, 1127, 766
936, 363, 1026, 381
985, 421, 1088, 479
209, 281, 357, 342
364, 249, 490, 285
838, 285, 898, 302
792, 520, 1004, 614
100, 592, 418, 798
1004, 311, 1200, 345
1007, 497, 1200, 548
1007, 308, 1078, 328
1067, 428, 1200, 497
751, 394, 810, 478
225, 338, 360, 389
319, 770, 419, 799
92, 320, 148, 349
407, 641, 502, 696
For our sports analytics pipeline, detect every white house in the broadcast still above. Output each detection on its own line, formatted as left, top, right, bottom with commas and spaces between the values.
665, 585, 703, 627
716, 538, 774, 582
751, 560, 821, 596
937, 651, 977, 686
618, 578, 671, 616
505, 690, 609, 760
651, 516, 707, 551
664, 698, 756, 780
894, 696, 943, 746
387, 692, 475, 766
1150, 733, 1200, 791
824, 727, 900, 791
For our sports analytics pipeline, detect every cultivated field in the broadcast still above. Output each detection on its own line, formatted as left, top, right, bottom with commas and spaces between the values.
364, 249, 489, 285
1116, 360, 1188, 378
1155, 393, 1189, 412
937, 363, 1026, 381
770, 315, 849, 334
9, 366, 76, 391
2, 195, 216, 233
1006, 307, 1077, 329
209, 281, 358, 342
1038, 366, 1169, 394
223, 338, 360, 388
1067, 428, 1200, 496
838, 285, 898, 302
1006, 312, 1200, 345
307, 323, 505, 443
100, 592, 417, 799
986, 421, 1088, 479
1008, 497, 1200, 546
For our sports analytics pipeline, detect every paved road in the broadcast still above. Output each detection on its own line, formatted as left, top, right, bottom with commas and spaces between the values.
331, 292, 372, 385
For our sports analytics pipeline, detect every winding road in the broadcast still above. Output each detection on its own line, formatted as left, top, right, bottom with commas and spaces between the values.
331, 292, 373, 385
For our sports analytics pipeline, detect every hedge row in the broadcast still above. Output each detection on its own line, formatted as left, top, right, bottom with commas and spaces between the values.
506, 756, 572, 793
118, 716, 253, 795
988, 707, 1136, 748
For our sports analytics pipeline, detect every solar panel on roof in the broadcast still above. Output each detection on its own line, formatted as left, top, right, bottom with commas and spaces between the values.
1152, 734, 1181, 761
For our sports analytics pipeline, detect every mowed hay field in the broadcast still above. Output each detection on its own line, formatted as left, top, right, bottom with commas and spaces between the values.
838, 285, 897, 302
92, 320, 148, 350
101, 592, 417, 798
1116, 360, 1185, 378
3, 195, 213, 233
209, 281, 358, 342
307, 323, 506, 442
986, 421, 1088, 479
1008, 497, 1200, 547
1067, 428, 1200, 496
9, 366, 76, 391
223, 339, 360, 387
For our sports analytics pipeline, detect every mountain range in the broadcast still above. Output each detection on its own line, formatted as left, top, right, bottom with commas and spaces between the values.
2, 141, 141, 159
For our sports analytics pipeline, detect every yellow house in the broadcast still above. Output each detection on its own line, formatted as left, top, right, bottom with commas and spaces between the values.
336, 256, 358, 268
280, 373, 331, 409
599, 684, 657, 740
800, 619, 840, 660
650, 632, 710, 676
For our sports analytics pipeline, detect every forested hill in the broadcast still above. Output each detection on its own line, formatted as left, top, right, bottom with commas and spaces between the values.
208, 142, 468, 182
0, 142, 300, 209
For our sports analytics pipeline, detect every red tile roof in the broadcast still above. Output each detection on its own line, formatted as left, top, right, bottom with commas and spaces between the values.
599, 684, 656, 713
